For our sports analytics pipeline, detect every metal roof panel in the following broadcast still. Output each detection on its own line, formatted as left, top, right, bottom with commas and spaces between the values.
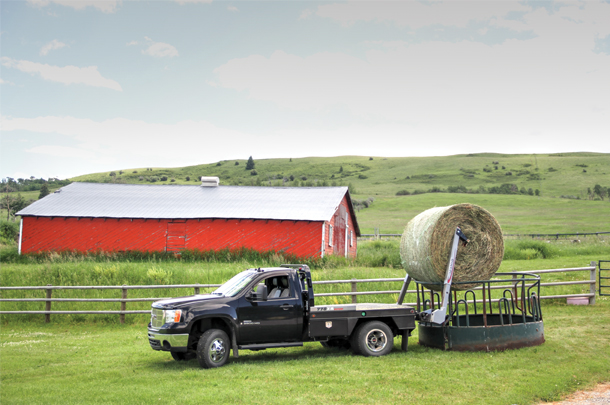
16, 182, 352, 223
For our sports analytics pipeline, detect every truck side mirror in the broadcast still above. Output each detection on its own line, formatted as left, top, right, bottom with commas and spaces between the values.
248, 283, 268, 301
257, 284, 268, 301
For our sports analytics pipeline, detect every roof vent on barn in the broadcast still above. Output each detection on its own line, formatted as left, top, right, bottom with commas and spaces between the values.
200, 176, 220, 187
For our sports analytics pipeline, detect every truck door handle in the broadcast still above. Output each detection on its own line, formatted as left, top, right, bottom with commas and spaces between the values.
281, 304, 294, 310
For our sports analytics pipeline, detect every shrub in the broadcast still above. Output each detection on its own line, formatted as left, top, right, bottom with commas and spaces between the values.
216, 162, 221, 166
396, 190, 410, 196
448, 185, 467, 193
358, 174, 368, 179
235, 161, 239, 166
250, 170, 258, 176
185, 176, 190, 181
160, 176, 168, 181
301, 176, 307, 181
0, 220, 19, 242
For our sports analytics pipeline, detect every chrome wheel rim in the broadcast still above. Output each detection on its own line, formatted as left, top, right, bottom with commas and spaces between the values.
365, 329, 387, 352
209, 338, 226, 363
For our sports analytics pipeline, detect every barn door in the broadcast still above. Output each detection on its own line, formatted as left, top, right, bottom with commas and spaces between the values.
334, 205, 347, 256
166, 222, 186, 252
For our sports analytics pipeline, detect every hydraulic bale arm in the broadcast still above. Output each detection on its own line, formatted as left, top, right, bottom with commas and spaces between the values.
415, 227, 469, 324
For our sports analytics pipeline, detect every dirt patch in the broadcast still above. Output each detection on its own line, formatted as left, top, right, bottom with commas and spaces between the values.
541, 382, 610, 404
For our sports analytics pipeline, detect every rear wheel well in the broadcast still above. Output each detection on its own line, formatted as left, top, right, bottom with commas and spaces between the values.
352, 317, 399, 338
188, 318, 232, 351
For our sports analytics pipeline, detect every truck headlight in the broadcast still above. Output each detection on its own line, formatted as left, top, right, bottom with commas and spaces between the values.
165, 309, 182, 323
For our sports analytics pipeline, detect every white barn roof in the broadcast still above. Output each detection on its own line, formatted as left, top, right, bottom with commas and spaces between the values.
17, 182, 359, 231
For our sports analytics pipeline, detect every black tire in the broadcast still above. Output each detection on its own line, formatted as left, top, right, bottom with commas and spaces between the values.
350, 321, 394, 357
320, 338, 351, 350
197, 329, 230, 369
171, 351, 196, 361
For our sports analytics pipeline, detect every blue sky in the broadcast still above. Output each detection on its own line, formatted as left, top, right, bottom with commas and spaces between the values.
1, 0, 609, 180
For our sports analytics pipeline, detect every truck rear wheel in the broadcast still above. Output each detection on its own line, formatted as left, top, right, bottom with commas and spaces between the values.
351, 321, 393, 357
197, 329, 230, 368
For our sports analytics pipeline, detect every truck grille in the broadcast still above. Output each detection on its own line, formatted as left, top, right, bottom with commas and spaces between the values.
151, 308, 164, 329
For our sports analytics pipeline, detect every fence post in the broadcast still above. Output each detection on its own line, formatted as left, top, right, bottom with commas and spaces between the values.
351, 279, 357, 304
120, 286, 127, 324
45, 285, 52, 323
590, 261, 597, 305
194, 286, 200, 295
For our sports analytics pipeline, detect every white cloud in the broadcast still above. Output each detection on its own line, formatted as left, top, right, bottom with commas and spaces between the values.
27, 145, 97, 159
142, 37, 179, 58
40, 39, 67, 56
174, 0, 213, 4
227, 5, 238, 12
27, 0, 120, 13
126, 40, 139, 46
313, 1, 531, 29
212, 27, 610, 141
1, 57, 122, 91
1, 116, 255, 167
0, 78, 15, 85
299, 9, 313, 20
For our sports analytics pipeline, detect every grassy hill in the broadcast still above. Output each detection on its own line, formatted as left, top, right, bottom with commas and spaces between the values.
72, 152, 608, 197
68, 152, 610, 234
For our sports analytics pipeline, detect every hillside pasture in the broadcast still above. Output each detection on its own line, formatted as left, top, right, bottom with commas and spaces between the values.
355, 193, 610, 234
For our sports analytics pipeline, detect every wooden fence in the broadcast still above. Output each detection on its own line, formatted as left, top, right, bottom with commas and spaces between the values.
0, 262, 597, 323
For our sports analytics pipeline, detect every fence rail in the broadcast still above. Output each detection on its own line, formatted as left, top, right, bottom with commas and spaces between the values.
0, 263, 598, 323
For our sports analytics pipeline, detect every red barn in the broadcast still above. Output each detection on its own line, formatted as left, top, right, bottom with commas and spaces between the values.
17, 180, 360, 258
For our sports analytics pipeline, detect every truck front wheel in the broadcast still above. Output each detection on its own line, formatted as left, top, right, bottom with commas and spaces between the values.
197, 329, 230, 368
351, 321, 393, 357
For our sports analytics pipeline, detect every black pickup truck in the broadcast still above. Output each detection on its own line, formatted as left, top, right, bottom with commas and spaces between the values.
148, 264, 416, 368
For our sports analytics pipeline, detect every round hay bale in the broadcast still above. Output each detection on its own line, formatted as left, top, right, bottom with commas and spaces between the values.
400, 203, 504, 290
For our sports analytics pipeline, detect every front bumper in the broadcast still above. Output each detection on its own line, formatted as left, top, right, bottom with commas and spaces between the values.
148, 330, 189, 352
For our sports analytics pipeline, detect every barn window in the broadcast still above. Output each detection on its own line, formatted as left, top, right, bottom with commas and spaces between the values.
350, 230, 353, 247
328, 225, 333, 246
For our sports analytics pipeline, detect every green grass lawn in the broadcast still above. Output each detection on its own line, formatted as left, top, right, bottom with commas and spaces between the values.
1, 298, 608, 405
1, 252, 609, 404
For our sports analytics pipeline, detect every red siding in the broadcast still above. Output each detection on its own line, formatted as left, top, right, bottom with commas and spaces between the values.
20, 194, 358, 258
322, 196, 357, 258
20, 216, 324, 257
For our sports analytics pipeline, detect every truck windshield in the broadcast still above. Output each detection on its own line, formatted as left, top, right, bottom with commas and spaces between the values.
212, 271, 257, 297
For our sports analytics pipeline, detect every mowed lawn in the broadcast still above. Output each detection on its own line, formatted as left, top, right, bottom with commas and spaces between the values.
1, 301, 609, 405
2, 257, 609, 405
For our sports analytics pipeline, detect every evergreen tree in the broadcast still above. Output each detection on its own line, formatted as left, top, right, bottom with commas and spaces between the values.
39, 183, 50, 199
246, 156, 255, 170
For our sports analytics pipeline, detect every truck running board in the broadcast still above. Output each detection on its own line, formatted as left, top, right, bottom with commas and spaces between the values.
239, 342, 304, 351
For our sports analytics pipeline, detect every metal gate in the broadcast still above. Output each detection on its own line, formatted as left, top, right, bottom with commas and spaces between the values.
166, 222, 186, 253
600, 260, 610, 296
